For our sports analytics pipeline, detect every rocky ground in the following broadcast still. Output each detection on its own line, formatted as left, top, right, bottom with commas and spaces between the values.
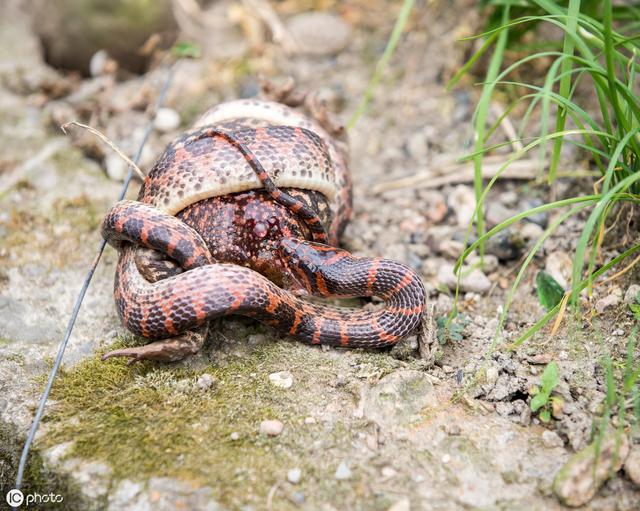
1, 0, 639, 510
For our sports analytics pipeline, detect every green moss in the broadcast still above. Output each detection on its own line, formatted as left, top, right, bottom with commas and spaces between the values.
0, 336, 13, 347
51, 195, 101, 232
41, 336, 383, 509
4, 352, 25, 365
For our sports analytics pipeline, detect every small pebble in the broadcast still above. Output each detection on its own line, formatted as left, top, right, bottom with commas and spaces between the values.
437, 263, 491, 294
230, 432, 239, 441
366, 434, 378, 451
287, 468, 302, 484
441, 454, 451, 464
268, 371, 293, 389
542, 430, 564, 448
527, 353, 553, 365
196, 373, 214, 391
105, 153, 127, 181
259, 419, 284, 436
624, 284, 640, 304
154, 108, 181, 133
595, 289, 621, 314
304, 416, 316, 425
520, 222, 544, 242
500, 190, 518, 205
545, 251, 572, 288
248, 333, 267, 345
381, 466, 397, 479
445, 424, 461, 436
485, 366, 499, 385
89, 49, 116, 76
287, 12, 351, 56
334, 461, 352, 480
486, 201, 515, 227
386, 497, 410, 511
290, 491, 305, 504
447, 185, 476, 227
624, 446, 640, 487
484, 229, 525, 261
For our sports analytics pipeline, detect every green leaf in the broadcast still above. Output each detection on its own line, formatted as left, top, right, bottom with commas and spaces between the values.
530, 392, 549, 412
535, 271, 565, 311
629, 303, 640, 320
436, 315, 469, 345
172, 41, 201, 59
540, 361, 560, 394
539, 409, 551, 422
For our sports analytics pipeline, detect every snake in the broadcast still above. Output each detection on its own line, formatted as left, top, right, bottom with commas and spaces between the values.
100, 97, 426, 363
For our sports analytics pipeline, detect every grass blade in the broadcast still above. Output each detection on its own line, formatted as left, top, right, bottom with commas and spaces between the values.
347, 0, 415, 130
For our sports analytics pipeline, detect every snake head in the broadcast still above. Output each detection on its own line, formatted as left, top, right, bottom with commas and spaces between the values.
279, 237, 352, 297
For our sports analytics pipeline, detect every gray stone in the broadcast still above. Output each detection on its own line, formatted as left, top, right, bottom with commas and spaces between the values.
624, 284, 640, 305
437, 263, 491, 294
624, 445, 640, 487
89, 49, 116, 77
595, 288, 621, 314
521, 198, 548, 227
146, 477, 220, 511
553, 431, 629, 507
154, 108, 181, 133
268, 371, 293, 389
485, 202, 515, 227
519, 222, 544, 244
483, 229, 524, 261
386, 497, 410, 511
61, 459, 112, 500
196, 374, 215, 391
259, 419, 284, 436
447, 185, 476, 227
334, 461, 352, 480
362, 370, 436, 431
542, 430, 564, 448
105, 152, 128, 181
545, 251, 572, 289
287, 468, 302, 484
406, 132, 428, 161
486, 373, 521, 401
287, 12, 351, 56
108, 480, 146, 510
0, 295, 61, 344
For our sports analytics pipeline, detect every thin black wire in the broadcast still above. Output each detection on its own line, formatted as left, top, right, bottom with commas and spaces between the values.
13, 63, 175, 494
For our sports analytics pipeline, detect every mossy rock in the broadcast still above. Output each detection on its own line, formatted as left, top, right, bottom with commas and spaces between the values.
32, 0, 177, 75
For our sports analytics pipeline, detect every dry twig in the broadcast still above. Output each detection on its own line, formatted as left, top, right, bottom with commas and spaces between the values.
372, 155, 541, 194
61, 121, 145, 180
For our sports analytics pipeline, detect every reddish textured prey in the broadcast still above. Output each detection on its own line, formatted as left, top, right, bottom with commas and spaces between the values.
100, 99, 427, 362
103, 202, 425, 347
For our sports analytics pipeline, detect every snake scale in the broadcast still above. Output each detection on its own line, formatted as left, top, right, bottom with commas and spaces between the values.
100, 96, 426, 363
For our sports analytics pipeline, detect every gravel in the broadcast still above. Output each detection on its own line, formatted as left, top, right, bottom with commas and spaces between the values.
287, 468, 302, 484
259, 419, 284, 436
268, 371, 293, 389
334, 461, 352, 480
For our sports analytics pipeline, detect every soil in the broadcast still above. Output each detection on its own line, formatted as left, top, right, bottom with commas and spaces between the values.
0, 0, 639, 510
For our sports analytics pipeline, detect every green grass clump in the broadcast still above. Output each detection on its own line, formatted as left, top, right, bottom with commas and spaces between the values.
449, 1, 640, 347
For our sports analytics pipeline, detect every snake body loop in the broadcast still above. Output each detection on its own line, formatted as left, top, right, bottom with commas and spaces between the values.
102, 98, 426, 361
